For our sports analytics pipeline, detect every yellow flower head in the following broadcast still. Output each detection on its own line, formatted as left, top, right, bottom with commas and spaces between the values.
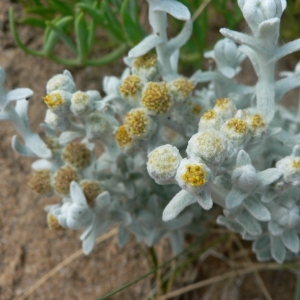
141, 82, 171, 115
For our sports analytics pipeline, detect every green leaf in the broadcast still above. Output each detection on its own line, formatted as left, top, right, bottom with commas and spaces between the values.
26, 7, 57, 16
74, 11, 89, 64
85, 44, 127, 66
121, 0, 144, 45
9, 7, 43, 56
49, 0, 73, 15
20, 17, 46, 28
43, 16, 74, 55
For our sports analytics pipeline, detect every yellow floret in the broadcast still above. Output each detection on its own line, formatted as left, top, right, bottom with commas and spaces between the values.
119, 75, 141, 98
192, 104, 203, 115
115, 125, 133, 147
250, 114, 266, 128
215, 98, 230, 109
141, 82, 171, 114
293, 159, 300, 169
173, 78, 194, 98
80, 180, 102, 207
125, 109, 148, 136
202, 110, 217, 120
181, 164, 207, 187
226, 118, 247, 133
133, 53, 157, 69
43, 93, 64, 108
47, 214, 63, 231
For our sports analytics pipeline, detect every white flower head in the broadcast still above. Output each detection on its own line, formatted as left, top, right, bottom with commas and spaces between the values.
220, 118, 249, 147
43, 90, 72, 116
167, 77, 195, 103
71, 91, 94, 117
232, 165, 258, 192
46, 70, 76, 94
187, 129, 228, 166
132, 53, 161, 81
124, 108, 156, 139
213, 98, 237, 121
147, 144, 182, 184
86, 112, 111, 139
245, 113, 267, 140
175, 158, 212, 194
119, 75, 145, 106
270, 199, 300, 229
276, 156, 300, 185
238, 0, 286, 34
45, 109, 71, 131
198, 110, 224, 131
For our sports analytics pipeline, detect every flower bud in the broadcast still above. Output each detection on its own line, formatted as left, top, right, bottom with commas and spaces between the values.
46, 70, 76, 94
132, 53, 161, 81
220, 118, 249, 147
124, 108, 156, 139
198, 110, 224, 131
44, 109, 71, 131
245, 114, 267, 141
53, 165, 78, 196
238, 0, 284, 34
175, 158, 212, 194
167, 77, 195, 103
276, 156, 300, 185
86, 112, 111, 139
213, 98, 237, 120
119, 75, 144, 106
66, 204, 93, 229
43, 90, 72, 116
270, 199, 300, 228
141, 82, 172, 115
71, 91, 94, 117
147, 144, 182, 184
28, 170, 53, 196
187, 129, 228, 166
115, 125, 140, 153
80, 180, 102, 207
62, 142, 91, 168
231, 165, 258, 192
47, 213, 64, 231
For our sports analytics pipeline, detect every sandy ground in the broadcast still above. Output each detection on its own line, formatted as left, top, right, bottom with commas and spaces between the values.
0, 1, 299, 300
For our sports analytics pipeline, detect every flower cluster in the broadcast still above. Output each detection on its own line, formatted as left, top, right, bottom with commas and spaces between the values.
2, 0, 300, 264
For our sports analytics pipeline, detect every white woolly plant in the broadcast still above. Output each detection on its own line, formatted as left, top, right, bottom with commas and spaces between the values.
2, 0, 300, 264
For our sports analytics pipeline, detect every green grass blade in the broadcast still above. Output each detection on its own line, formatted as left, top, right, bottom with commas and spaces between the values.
9, 7, 43, 56
74, 10, 89, 64
43, 16, 75, 55
20, 17, 46, 28
49, 0, 73, 15
85, 44, 127, 66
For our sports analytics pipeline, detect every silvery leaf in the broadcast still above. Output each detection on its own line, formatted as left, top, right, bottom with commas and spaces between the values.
216, 215, 244, 233
236, 150, 252, 167
170, 231, 183, 254
225, 189, 247, 209
257, 168, 282, 186
31, 159, 53, 170
24, 133, 52, 158
270, 38, 300, 63
275, 72, 300, 102
270, 235, 286, 263
145, 229, 165, 246
162, 190, 196, 221
12, 135, 36, 157
94, 191, 111, 213
243, 197, 271, 221
281, 229, 300, 253
128, 34, 163, 58
235, 210, 262, 235
257, 18, 280, 46
70, 181, 88, 206
252, 235, 270, 252
268, 220, 283, 236
153, 0, 190, 21
195, 190, 213, 210
4, 88, 33, 107
59, 131, 82, 145
110, 210, 131, 225
239, 45, 259, 76
166, 212, 193, 230
220, 28, 266, 54
256, 248, 272, 262
118, 226, 129, 248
